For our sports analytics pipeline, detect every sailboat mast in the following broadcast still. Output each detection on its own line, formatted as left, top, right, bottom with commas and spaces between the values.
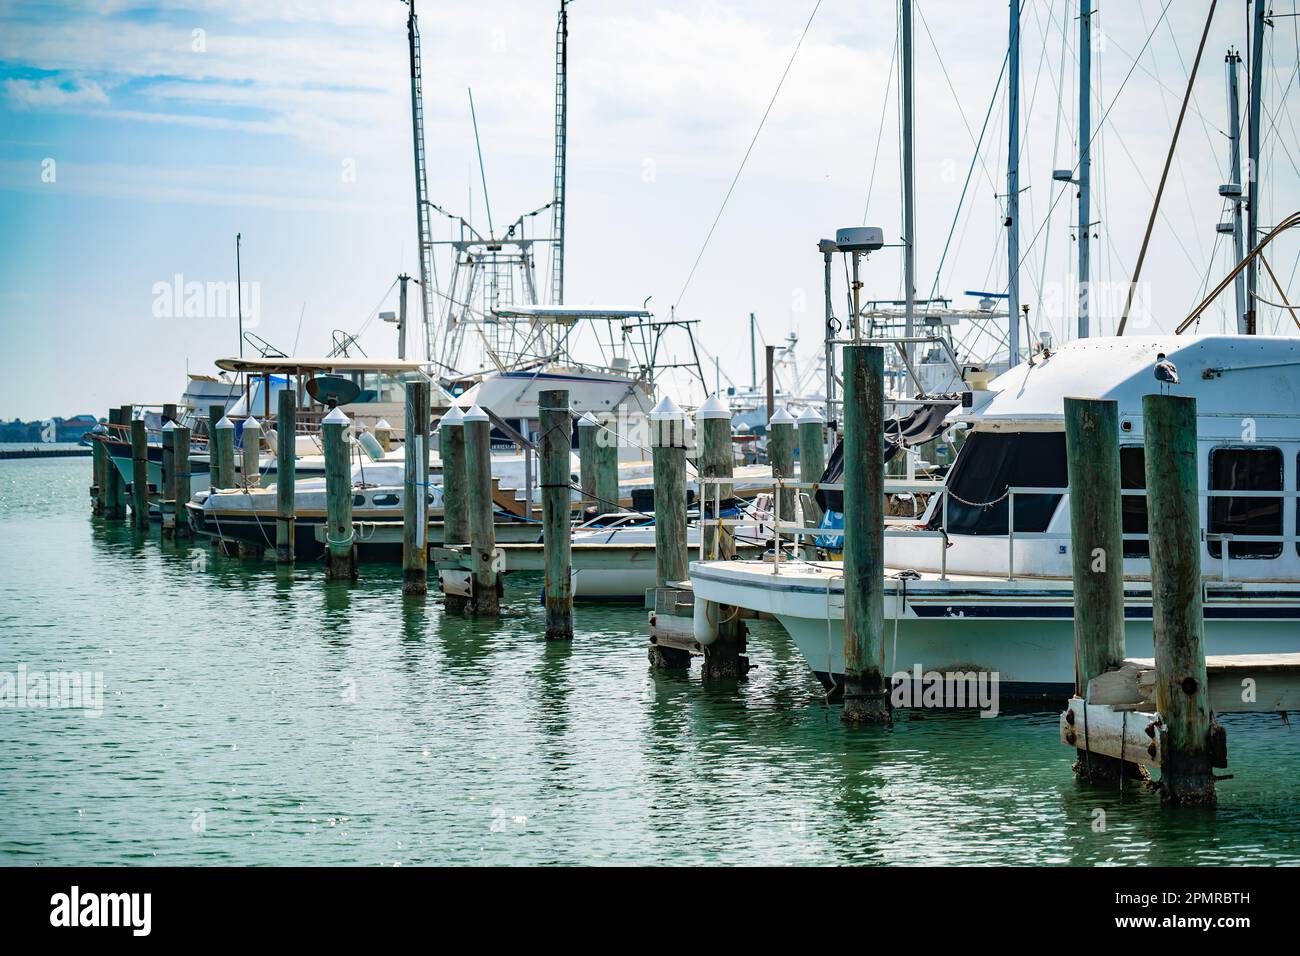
1225, 49, 1248, 332
901, 0, 917, 393
1006, 0, 1021, 365
1245, 0, 1266, 335
406, 0, 438, 364
1077, 0, 1092, 339
550, 0, 568, 306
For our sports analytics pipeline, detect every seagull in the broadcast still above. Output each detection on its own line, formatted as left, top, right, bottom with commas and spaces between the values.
1154, 352, 1179, 394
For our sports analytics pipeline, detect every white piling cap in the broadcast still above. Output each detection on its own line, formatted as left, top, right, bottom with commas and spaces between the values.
577, 411, 599, 427
374, 418, 392, 430
440, 405, 465, 426
769, 405, 796, 425
695, 394, 731, 420
649, 396, 684, 421
161, 420, 176, 432
322, 407, 351, 426
462, 405, 489, 423
244, 416, 262, 431
796, 405, 825, 425
215, 416, 235, 430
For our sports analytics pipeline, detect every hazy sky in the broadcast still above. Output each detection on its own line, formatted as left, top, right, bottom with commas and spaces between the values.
2, 0, 1297, 418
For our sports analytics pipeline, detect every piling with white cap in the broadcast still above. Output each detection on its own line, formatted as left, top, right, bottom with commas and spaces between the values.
463, 404, 501, 615
173, 422, 192, 538
214, 416, 237, 492
403, 381, 430, 595
322, 406, 357, 580
797, 404, 827, 529
540, 390, 574, 640
241, 417, 262, 491
437, 404, 470, 612
651, 397, 688, 590
767, 405, 797, 526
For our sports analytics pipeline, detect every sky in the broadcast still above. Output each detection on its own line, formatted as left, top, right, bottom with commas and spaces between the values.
1, 0, 1298, 419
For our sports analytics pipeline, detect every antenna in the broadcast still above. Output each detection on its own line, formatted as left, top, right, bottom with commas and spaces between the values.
467, 88, 495, 238
405, 0, 439, 364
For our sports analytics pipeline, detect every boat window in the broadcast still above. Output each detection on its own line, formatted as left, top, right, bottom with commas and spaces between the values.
352, 493, 366, 507
1120, 446, 1149, 558
1207, 446, 1282, 560
929, 431, 1066, 535
372, 493, 400, 507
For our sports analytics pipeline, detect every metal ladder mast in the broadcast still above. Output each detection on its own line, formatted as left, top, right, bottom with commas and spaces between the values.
549, 1, 568, 306
406, 2, 439, 365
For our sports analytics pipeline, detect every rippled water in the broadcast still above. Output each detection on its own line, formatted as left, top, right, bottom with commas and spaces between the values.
1, 457, 1298, 865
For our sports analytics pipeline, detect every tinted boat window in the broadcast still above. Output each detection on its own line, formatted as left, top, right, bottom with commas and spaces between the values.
929, 431, 1066, 535
1120, 446, 1149, 558
1208, 446, 1282, 559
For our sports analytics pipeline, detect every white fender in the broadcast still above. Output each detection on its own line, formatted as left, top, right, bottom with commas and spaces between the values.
693, 597, 720, 647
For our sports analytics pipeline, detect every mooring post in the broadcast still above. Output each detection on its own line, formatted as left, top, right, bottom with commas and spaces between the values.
540, 389, 574, 640
1143, 393, 1217, 806
214, 416, 237, 490
798, 405, 827, 530
841, 345, 891, 725
129, 415, 150, 530
577, 412, 599, 513
696, 394, 734, 560
275, 388, 296, 564
594, 412, 620, 514
241, 417, 262, 489
173, 424, 192, 539
208, 404, 225, 487
104, 408, 127, 519
437, 405, 470, 612
90, 422, 107, 516
160, 420, 176, 537
464, 405, 501, 615
374, 417, 393, 453
767, 405, 796, 525
322, 407, 357, 581
647, 397, 692, 670
162, 403, 177, 425
403, 380, 431, 595
1064, 397, 1138, 783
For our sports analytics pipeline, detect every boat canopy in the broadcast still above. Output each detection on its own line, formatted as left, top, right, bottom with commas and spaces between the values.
490, 306, 652, 325
215, 357, 429, 374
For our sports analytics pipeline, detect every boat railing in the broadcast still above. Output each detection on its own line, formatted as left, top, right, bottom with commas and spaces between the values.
697, 477, 1300, 585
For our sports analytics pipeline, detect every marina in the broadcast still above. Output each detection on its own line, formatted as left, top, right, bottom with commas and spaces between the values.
3, 0, 1300, 911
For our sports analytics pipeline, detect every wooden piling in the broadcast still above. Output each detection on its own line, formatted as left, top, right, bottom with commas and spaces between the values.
540, 389, 574, 640
841, 345, 891, 725
577, 412, 599, 512
275, 388, 296, 564
208, 404, 225, 488
173, 424, 192, 538
593, 413, 620, 514
649, 397, 692, 670
160, 421, 176, 536
241, 417, 262, 489
90, 422, 107, 516
402, 380, 430, 595
129, 416, 150, 530
1064, 397, 1138, 783
321, 407, 357, 580
438, 405, 470, 612
1143, 393, 1217, 806
797, 405, 826, 528
696, 394, 734, 560
767, 405, 796, 523
214, 416, 236, 490
104, 408, 127, 519
162, 403, 177, 424
464, 405, 501, 615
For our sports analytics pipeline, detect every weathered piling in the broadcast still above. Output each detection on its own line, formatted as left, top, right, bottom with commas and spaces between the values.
577, 412, 599, 511
464, 405, 501, 614
438, 405, 470, 612
173, 424, 192, 539
767, 405, 796, 524
214, 417, 236, 490
160, 421, 176, 536
841, 345, 890, 725
241, 417, 262, 489
90, 423, 107, 516
374, 417, 393, 452
321, 407, 357, 580
540, 390, 574, 640
593, 412, 620, 513
129, 416, 150, 530
696, 394, 734, 560
162, 403, 177, 425
648, 397, 692, 670
104, 408, 127, 519
1143, 393, 1217, 806
1064, 397, 1137, 784
275, 388, 296, 564
797, 405, 826, 528
402, 380, 430, 595
208, 404, 225, 486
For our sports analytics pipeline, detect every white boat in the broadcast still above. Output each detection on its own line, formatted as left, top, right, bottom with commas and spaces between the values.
690, 334, 1300, 698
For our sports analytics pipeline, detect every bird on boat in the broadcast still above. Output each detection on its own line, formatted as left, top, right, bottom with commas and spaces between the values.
1154, 352, 1179, 394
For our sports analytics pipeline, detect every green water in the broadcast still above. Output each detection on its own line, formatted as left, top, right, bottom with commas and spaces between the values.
2, 457, 1298, 866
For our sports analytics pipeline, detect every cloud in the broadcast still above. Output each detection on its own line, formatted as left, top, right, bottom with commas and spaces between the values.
3, 76, 110, 111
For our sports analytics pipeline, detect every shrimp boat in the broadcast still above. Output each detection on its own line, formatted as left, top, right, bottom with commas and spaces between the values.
690, 335, 1300, 697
